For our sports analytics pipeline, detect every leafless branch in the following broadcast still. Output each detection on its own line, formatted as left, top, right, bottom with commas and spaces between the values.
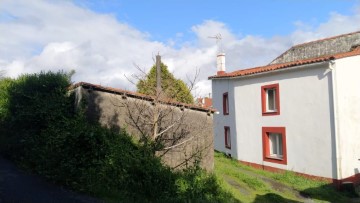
163, 136, 194, 150
186, 67, 200, 92
124, 63, 149, 86
106, 57, 214, 170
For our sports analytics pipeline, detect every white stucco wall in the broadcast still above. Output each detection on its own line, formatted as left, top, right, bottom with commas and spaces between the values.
212, 63, 337, 179
212, 79, 238, 158
333, 55, 360, 179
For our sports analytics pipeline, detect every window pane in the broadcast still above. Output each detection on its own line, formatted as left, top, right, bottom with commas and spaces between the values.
227, 133, 230, 146
267, 89, 275, 111
223, 93, 229, 114
225, 128, 231, 148
269, 134, 277, 155
278, 135, 283, 156
269, 133, 282, 157
225, 96, 229, 113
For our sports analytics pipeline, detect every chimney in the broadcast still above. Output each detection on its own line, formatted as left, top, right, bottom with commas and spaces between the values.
217, 52, 225, 75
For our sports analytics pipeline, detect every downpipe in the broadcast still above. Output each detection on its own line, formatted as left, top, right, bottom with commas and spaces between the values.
328, 60, 343, 184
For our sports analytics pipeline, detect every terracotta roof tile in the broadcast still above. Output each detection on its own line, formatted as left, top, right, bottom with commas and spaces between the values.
196, 97, 213, 108
70, 82, 216, 113
209, 46, 360, 79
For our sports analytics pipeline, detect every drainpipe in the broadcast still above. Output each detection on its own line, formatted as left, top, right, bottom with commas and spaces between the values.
329, 60, 342, 185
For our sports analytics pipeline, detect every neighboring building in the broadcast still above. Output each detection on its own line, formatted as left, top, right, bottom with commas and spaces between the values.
71, 82, 215, 171
196, 97, 213, 108
209, 31, 360, 186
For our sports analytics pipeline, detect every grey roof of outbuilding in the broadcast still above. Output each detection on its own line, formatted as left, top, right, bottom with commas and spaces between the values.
270, 31, 360, 65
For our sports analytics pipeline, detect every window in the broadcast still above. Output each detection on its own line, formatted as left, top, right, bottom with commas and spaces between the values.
261, 84, 280, 116
262, 127, 287, 165
269, 133, 283, 158
224, 126, 231, 149
223, 92, 229, 115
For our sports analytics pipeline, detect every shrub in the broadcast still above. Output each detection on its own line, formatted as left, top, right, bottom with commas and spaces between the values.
21, 114, 180, 202
0, 78, 13, 121
174, 164, 237, 203
0, 70, 236, 202
0, 71, 73, 157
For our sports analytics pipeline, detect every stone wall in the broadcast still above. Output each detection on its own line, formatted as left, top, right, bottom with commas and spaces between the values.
74, 84, 214, 171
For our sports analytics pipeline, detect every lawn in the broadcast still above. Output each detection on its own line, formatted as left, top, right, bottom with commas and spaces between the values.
214, 151, 356, 203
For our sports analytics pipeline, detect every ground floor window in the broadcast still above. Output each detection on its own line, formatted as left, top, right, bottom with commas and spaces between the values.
262, 127, 287, 165
225, 126, 231, 149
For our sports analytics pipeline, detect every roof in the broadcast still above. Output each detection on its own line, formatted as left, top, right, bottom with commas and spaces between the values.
270, 31, 360, 65
196, 97, 213, 108
71, 82, 216, 113
209, 32, 360, 80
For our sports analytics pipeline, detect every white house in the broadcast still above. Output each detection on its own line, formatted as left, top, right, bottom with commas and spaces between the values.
209, 31, 360, 187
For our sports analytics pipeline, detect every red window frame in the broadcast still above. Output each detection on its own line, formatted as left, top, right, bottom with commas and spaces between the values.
223, 92, 229, 115
261, 83, 280, 116
262, 127, 287, 165
224, 126, 231, 149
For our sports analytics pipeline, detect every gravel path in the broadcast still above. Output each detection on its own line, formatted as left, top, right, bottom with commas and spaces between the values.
0, 156, 104, 203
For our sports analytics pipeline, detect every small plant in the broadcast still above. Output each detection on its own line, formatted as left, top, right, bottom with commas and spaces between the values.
174, 164, 238, 202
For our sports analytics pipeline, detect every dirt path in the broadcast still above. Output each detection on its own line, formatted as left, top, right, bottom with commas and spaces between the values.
0, 156, 104, 203
223, 166, 315, 203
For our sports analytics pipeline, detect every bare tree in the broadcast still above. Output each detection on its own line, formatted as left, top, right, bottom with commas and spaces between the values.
111, 55, 214, 170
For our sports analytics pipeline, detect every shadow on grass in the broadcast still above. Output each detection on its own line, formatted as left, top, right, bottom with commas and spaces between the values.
253, 193, 302, 203
299, 183, 357, 203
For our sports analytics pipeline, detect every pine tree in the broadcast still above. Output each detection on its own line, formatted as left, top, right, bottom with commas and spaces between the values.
137, 63, 194, 104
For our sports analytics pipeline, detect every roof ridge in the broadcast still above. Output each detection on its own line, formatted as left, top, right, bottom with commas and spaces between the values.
292, 30, 360, 48
209, 47, 360, 79
269, 30, 360, 65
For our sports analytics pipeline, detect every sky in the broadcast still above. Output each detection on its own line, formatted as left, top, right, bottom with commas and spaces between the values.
1, 0, 360, 97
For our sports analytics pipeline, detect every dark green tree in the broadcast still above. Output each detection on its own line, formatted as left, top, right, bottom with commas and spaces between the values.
136, 63, 194, 104
0, 78, 13, 121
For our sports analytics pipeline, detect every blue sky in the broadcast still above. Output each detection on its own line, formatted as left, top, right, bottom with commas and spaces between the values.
74, 0, 359, 42
1, 0, 360, 96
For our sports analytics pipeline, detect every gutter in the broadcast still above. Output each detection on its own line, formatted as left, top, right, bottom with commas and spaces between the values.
210, 60, 331, 80
328, 60, 342, 182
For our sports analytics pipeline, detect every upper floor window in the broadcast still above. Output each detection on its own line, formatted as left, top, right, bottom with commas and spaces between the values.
261, 84, 280, 116
223, 92, 229, 115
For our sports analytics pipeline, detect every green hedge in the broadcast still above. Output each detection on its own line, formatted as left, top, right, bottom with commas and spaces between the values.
0, 71, 74, 156
0, 71, 236, 202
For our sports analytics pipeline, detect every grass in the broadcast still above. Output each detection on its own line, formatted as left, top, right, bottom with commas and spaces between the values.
214, 151, 354, 203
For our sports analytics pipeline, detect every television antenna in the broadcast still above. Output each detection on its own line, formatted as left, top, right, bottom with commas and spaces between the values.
208, 33, 223, 53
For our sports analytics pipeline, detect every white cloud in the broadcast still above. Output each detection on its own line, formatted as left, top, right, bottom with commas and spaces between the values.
191, 20, 237, 48
0, 0, 167, 90
290, 8, 360, 44
6, 60, 25, 78
1, 0, 360, 99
